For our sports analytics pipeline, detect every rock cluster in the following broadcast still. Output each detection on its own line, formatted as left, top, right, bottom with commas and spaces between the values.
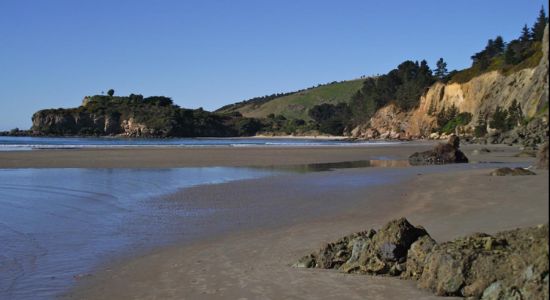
294, 218, 428, 276
409, 135, 469, 165
486, 117, 549, 146
295, 219, 549, 300
490, 167, 536, 176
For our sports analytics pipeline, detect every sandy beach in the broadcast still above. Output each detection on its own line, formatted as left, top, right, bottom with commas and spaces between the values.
18, 143, 538, 299
0, 142, 533, 168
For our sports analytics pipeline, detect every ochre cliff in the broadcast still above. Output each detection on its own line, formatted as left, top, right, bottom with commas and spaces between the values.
352, 25, 549, 139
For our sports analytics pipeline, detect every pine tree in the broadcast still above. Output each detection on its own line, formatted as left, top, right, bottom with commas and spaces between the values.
493, 36, 505, 53
520, 24, 531, 42
532, 6, 548, 41
434, 58, 448, 80
504, 46, 517, 64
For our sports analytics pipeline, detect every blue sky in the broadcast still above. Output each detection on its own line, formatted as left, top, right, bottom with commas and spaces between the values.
0, 0, 547, 130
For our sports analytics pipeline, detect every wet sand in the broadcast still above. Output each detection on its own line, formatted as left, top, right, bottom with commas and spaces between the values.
0, 142, 532, 168
55, 143, 549, 299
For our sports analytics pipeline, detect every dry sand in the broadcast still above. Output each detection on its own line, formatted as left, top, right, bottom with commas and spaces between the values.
47, 143, 549, 299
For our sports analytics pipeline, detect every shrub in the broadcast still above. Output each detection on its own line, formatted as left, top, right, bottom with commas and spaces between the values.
440, 112, 473, 134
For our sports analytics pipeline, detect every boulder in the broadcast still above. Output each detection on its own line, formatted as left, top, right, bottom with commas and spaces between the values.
536, 142, 549, 169
409, 135, 469, 165
490, 167, 536, 176
401, 235, 437, 280
295, 220, 548, 300
364, 128, 380, 139
418, 225, 549, 299
295, 218, 429, 277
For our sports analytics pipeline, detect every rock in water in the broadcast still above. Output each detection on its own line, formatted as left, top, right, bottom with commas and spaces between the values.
490, 167, 536, 176
536, 142, 549, 169
409, 135, 469, 165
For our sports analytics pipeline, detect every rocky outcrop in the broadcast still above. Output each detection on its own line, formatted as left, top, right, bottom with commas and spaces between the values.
31, 110, 123, 135
536, 142, 549, 169
353, 25, 549, 140
490, 167, 536, 176
295, 219, 549, 300
485, 116, 549, 146
31, 96, 242, 137
294, 218, 428, 276
409, 135, 469, 165
418, 225, 549, 299
31, 110, 151, 136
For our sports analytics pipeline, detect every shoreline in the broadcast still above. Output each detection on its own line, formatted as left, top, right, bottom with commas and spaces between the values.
0, 142, 532, 169
65, 161, 549, 299
1, 142, 546, 299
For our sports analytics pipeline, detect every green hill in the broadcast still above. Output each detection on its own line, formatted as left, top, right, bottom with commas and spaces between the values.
216, 79, 364, 120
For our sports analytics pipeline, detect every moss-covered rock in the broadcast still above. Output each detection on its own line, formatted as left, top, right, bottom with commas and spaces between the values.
295, 220, 549, 300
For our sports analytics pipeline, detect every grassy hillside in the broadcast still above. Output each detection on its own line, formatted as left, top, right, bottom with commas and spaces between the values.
217, 79, 364, 120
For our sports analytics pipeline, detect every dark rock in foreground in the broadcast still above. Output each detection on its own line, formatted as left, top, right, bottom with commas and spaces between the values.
490, 167, 536, 176
295, 218, 549, 300
409, 135, 469, 165
418, 225, 549, 299
294, 218, 428, 276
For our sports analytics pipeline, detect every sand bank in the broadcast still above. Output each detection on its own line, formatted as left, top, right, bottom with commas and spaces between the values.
0, 142, 532, 168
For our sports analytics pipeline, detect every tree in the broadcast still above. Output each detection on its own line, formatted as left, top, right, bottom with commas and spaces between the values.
435, 58, 448, 80
235, 118, 263, 136
532, 6, 548, 41
107, 89, 115, 97
506, 100, 524, 128
308, 103, 351, 135
520, 24, 531, 42
489, 106, 510, 131
493, 36, 505, 53
504, 43, 518, 64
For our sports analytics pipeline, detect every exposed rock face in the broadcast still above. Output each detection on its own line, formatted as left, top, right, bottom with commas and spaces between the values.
486, 116, 549, 146
353, 25, 549, 140
401, 235, 437, 280
294, 218, 429, 276
418, 225, 549, 299
536, 142, 549, 169
31, 110, 124, 135
32, 110, 148, 136
295, 219, 549, 300
409, 135, 469, 165
490, 167, 536, 176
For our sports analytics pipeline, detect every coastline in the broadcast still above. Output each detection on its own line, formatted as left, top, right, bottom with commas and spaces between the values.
0, 142, 532, 169
65, 160, 549, 299
1, 142, 547, 299
50, 143, 548, 299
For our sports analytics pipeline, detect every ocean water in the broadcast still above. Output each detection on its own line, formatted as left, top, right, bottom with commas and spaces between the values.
0, 136, 398, 151
0, 167, 282, 299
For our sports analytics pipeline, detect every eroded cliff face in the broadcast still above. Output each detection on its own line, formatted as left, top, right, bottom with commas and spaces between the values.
31, 110, 152, 137
353, 25, 549, 139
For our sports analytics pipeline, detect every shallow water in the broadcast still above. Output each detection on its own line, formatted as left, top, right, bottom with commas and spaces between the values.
0, 136, 399, 151
0, 168, 281, 299
0, 160, 526, 299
